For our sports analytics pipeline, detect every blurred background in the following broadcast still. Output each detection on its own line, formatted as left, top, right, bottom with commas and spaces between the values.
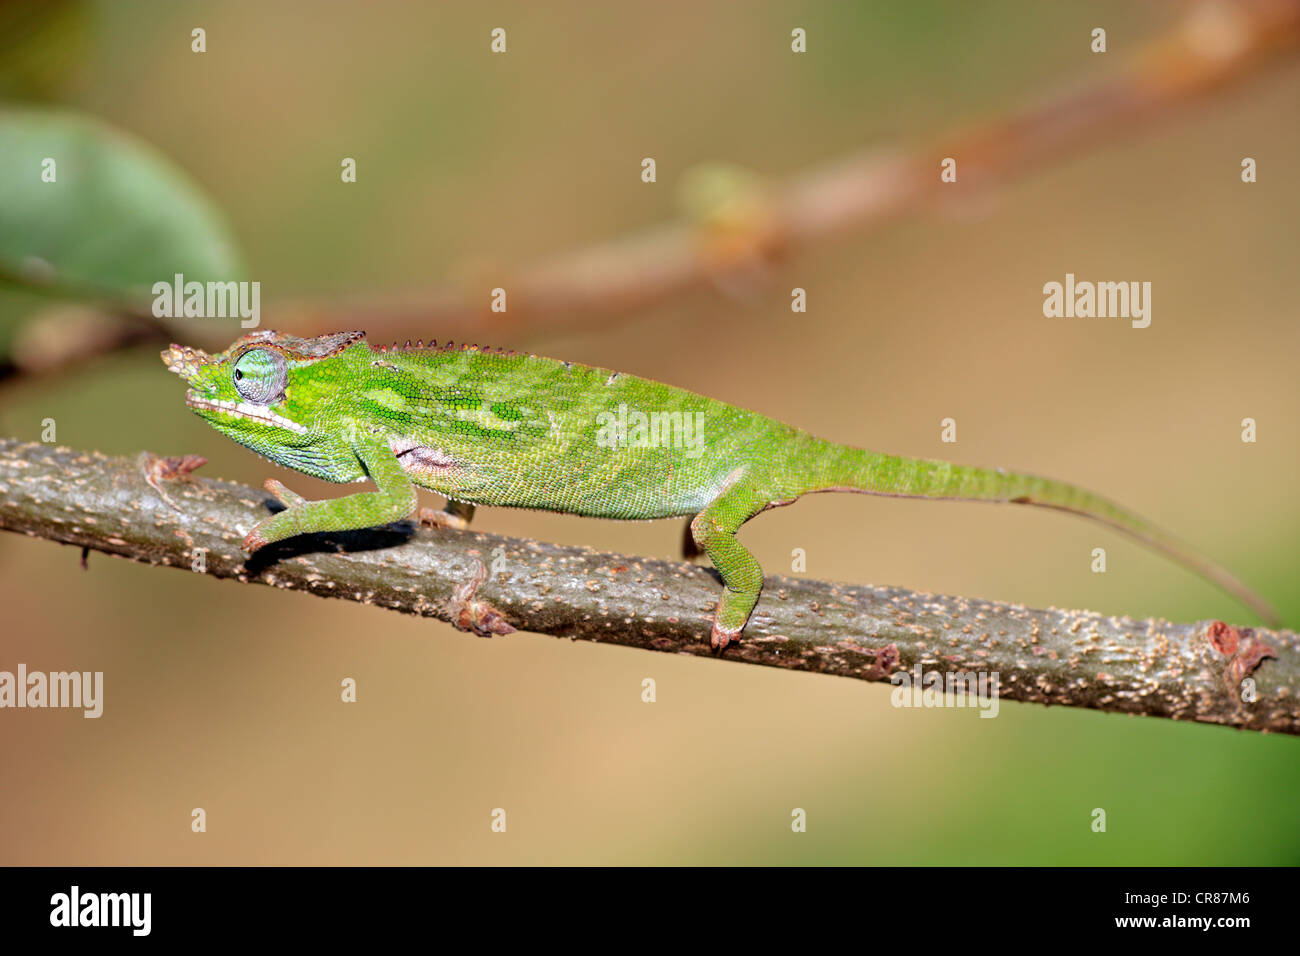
0, 0, 1297, 864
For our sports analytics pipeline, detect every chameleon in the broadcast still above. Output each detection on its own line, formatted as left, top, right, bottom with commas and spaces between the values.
162, 329, 1280, 647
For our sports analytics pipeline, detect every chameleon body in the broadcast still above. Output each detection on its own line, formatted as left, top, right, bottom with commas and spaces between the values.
163, 330, 1279, 646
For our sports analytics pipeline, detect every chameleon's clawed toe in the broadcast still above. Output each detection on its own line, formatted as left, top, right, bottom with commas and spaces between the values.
242, 526, 270, 553
710, 621, 742, 652
263, 478, 308, 507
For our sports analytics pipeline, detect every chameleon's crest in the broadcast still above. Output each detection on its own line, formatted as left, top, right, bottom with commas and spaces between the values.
369, 337, 519, 358
260, 329, 366, 361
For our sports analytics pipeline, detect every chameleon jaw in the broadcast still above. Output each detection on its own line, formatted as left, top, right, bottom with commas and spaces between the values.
185, 392, 310, 435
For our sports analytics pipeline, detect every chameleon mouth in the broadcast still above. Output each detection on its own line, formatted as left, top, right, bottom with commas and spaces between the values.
185, 392, 309, 435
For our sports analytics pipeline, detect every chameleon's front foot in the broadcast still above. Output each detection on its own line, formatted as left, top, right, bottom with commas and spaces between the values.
241, 481, 301, 548
241, 459, 419, 555
242, 528, 268, 552
241, 479, 306, 552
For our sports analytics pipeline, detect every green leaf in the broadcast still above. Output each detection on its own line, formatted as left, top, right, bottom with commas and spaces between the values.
0, 109, 244, 308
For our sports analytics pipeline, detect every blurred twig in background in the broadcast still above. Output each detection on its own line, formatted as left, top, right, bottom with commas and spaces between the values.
2, 438, 1295, 734
2, 0, 1299, 385
279, 0, 1300, 339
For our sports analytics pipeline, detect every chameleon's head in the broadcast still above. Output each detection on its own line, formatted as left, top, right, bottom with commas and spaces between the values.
162, 329, 366, 460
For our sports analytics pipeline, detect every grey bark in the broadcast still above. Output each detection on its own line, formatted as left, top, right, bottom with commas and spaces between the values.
0, 437, 1295, 734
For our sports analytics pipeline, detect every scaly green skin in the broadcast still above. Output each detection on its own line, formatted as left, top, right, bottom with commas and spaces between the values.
163, 330, 1279, 647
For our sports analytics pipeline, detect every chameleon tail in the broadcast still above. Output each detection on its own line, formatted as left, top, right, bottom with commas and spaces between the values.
808, 445, 1280, 626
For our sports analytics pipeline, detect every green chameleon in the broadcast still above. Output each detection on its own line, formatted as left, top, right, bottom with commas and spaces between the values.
163, 329, 1279, 647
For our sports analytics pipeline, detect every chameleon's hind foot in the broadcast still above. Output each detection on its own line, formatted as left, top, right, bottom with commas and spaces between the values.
691, 484, 766, 653
710, 620, 743, 652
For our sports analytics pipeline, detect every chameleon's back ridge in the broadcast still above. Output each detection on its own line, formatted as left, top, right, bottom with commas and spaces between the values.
163, 329, 1279, 649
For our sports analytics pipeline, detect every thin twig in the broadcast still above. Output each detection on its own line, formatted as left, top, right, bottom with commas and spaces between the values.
278, 0, 1300, 343
0, 438, 1294, 734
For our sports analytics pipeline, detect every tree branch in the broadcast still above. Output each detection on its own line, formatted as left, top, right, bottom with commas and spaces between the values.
1, 437, 1294, 734
6, 0, 1300, 386
276, 0, 1300, 343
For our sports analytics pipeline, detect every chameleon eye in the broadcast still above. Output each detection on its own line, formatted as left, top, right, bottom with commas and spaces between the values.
232, 348, 287, 404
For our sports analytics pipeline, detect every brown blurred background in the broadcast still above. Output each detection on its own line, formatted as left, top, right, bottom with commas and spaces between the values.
0, 0, 1297, 864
